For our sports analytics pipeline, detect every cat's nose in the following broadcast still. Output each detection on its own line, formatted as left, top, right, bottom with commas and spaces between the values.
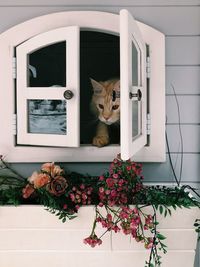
103, 115, 110, 120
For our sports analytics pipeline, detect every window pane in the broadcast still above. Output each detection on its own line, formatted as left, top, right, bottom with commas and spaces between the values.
132, 42, 138, 86
132, 101, 142, 139
28, 42, 66, 87
28, 100, 66, 135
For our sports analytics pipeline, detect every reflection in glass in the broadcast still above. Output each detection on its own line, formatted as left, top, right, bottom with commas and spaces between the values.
28, 100, 66, 135
132, 101, 141, 139
132, 42, 138, 86
28, 42, 66, 87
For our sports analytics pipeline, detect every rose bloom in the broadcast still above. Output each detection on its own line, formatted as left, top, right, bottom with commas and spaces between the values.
22, 184, 35, 199
41, 162, 63, 177
28, 171, 39, 184
47, 176, 68, 196
33, 173, 50, 188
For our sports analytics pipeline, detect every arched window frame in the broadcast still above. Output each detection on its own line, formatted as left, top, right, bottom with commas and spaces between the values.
0, 10, 165, 162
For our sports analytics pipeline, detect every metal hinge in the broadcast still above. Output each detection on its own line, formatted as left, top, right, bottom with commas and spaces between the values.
12, 57, 17, 79
146, 56, 150, 79
12, 114, 17, 135
146, 113, 151, 135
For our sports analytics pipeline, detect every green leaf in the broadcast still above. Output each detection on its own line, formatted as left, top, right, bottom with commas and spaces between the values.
157, 233, 166, 240
159, 205, 163, 215
62, 217, 66, 223
164, 209, 168, 217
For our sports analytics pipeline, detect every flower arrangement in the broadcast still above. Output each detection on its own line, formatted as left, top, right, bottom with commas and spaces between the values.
0, 155, 199, 267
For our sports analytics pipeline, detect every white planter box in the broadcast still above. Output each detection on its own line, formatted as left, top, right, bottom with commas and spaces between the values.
0, 206, 199, 267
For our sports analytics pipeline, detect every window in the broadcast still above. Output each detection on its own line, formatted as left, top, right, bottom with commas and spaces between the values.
16, 27, 80, 147
120, 10, 147, 160
0, 10, 165, 162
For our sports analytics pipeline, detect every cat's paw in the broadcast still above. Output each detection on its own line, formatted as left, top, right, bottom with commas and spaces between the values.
92, 135, 109, 147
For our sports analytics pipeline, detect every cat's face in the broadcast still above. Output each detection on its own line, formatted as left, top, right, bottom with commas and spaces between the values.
90, 79, 120, 125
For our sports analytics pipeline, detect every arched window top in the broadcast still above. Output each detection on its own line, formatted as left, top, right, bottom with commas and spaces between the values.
0, 10, 165, 162
0, 10, 163, 47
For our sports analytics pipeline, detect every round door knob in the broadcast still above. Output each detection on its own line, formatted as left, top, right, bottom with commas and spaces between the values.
129, 89, 142, 101
63, 90, 74, 100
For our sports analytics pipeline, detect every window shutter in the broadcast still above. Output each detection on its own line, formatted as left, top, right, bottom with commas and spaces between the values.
120, 9, 147, 160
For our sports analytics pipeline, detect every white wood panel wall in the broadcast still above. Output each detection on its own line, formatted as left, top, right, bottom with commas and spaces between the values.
0, 1, 199, 266
0, 206, 198, 267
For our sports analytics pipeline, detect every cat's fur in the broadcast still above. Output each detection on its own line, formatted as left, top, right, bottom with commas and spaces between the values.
90, 78, 120, 147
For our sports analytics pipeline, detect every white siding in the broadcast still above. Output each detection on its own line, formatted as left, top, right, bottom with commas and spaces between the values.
0, 206, 198, 267
0, 1, 199, 266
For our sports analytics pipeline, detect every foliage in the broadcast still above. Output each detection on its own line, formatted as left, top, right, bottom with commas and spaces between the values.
0, 155, 199, 267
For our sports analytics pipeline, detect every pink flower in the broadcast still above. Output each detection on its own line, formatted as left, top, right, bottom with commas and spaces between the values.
99, 187, 104, 193
132, 208, 139, 214
105, 189, 111, 195
33, 173, 50, 188
82, 193, 87, 200
106, 178, 115, 188
22, 184, 35, 198
112, 225, 120, 233
108, 200, 115, 206
113, 158, 118, 164
80, 184, 85, 190
112, 173, 119, 179
119, 211, 129, 219
145, 237, 154, 249
75, 205, 80, 211
126, 165, 131, 171
70, 193, 75, 201
107, 213, 112, 221
83, 234, 102, 248
118, 179, 124, 186
99, 175, 104, 181
111, 189, 117, 197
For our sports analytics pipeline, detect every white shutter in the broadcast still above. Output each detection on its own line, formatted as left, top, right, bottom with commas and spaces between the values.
120, 9, 147, 160
16, 26, 80, 147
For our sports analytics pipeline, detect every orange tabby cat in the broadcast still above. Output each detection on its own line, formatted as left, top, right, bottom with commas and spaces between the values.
90, 78, 120, 147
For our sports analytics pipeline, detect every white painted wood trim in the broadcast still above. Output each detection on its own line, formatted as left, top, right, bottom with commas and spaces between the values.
0, 10, 165, 162
16, 26, 80, 147
120, 9, 147, 160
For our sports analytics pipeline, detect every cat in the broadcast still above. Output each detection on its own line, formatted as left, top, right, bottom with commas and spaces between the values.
90, 78, 120, 147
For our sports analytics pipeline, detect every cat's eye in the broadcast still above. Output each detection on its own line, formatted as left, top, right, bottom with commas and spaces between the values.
99, 104, 104, 109
112, 105, 119, 110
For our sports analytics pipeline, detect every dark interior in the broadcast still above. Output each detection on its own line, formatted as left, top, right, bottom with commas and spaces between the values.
80, 31, 120, 144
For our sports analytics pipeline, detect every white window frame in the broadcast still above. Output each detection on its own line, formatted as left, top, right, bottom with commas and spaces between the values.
120, 9, 147, 160
0, 10, 165, 162
16, 26, 80, 147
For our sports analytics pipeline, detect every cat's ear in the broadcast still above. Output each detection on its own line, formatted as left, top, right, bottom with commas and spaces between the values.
114, 80, 120, 91
90, 78, 104, 95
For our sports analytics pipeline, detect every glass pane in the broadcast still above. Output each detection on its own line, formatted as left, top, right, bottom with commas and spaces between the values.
28, 100, 66, 135
28, 41, 66, 87
132, 42, 138, 86
132, 101, 142, 139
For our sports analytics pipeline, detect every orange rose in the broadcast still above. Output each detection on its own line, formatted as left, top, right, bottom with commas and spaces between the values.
47, 176, 68, 196
51, 164, 64, 177
41, 162, 53, 173
28, 171, 39, 184
33, 173, 50, 188
41, 162, 64, 177
22, 184, 35, 199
